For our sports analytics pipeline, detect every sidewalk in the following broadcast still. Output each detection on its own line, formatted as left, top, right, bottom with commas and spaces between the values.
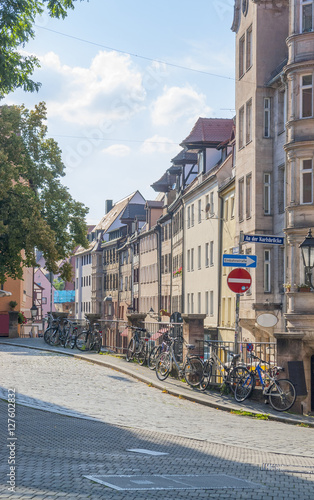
1, 337, 313, 427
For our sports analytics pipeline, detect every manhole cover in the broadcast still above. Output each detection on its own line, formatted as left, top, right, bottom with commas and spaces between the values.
84, 474, 261, 491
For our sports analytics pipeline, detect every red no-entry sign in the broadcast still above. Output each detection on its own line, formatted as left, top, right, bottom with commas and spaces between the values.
227, 268, 252, 294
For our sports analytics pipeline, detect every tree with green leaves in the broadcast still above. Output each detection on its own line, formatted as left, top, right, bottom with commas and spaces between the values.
0, 102, 89, 283
0, 0, 87, 97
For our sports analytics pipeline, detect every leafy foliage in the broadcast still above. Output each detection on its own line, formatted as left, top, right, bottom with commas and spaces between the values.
0, 0, 87, 97
0, 102, 89, 283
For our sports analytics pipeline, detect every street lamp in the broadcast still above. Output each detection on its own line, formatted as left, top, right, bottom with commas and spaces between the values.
299, 228, 314, 289
30, 304, 38, 320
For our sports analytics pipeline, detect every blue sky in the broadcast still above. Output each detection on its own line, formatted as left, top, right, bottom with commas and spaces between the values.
4, 0, 236, 224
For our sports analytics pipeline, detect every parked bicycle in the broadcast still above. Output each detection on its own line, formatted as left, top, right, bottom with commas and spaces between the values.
75, 318, 102, 352
147, 331, 172, 370
155, 335, 204, 388
200, 341, 253, 395
125, 326, 150, 363
234, 352, 296, 412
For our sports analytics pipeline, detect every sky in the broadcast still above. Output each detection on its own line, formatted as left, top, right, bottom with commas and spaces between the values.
4, 0, 236, 224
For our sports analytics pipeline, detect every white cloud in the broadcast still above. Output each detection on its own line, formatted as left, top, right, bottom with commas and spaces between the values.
151, 86, 212, 127
102, 144, 131, 157
140, 135, 179, 154
39, 51, 146, 126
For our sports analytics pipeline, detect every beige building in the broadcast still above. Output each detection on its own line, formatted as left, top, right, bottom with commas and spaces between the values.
232, 0, 314, 412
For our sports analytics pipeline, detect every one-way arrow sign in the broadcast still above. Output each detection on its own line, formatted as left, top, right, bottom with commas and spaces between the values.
222, 254, 257, 268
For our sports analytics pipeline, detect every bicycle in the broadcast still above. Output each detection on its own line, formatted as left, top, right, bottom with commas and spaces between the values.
155, 336, 204, 388
200, 341, 253, 395
234, 353, 296, 412
147, 331, 172, 370
75, 318, 102, 352
125, 326, 148, 363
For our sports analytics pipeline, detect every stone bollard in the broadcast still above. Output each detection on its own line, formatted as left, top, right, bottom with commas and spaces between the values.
181, 314, 206, 358
8, 311, 19, 338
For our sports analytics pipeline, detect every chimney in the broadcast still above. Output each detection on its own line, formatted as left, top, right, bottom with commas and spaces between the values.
105, 200, 113, 214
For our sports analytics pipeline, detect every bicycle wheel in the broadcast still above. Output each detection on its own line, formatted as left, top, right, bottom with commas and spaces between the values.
268, 379, 296, 412
147, 345, 162, 370
234, 372, 255, 402
137, 341, 147, 366
76, 331, 90, 351
44, 327, 56, 345
200, 360, 213, 391
156, 352, 171, 381
126, 338, 135, 362
228, 366, 252, 393
49, 327, 61, 346
184, 357, 204, 387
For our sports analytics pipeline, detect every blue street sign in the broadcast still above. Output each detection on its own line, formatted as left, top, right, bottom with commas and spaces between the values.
242, 234, 284, 245
223, 254, 257, 268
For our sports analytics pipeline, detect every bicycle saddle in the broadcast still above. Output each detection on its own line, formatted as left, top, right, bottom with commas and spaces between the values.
186, 344, 195, 350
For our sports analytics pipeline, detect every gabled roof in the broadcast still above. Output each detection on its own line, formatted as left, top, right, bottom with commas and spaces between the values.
181, 118, 234, 149
93, 192, 137, 232
120, 203, 146, 222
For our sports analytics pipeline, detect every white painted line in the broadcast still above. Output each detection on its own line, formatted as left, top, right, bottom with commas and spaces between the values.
227, 278, 251, 283
127, 448, 169, 456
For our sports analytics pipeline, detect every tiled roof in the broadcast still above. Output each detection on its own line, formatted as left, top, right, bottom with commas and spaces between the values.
151, 172, 176, 193
181, 118, 234, 147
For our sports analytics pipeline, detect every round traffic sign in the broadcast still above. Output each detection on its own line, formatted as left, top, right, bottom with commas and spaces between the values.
227, 268, 252, 293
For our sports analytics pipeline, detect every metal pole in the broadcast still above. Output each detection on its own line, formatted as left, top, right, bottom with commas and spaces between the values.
234, 232, 243, 353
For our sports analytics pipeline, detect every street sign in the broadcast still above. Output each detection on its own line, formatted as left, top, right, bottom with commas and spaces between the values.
222, 254, 257, 268
227, 269, 252, 294
242, 234, 284, 245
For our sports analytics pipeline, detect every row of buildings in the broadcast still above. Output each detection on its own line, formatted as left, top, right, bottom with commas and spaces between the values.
75, 0, 314, 413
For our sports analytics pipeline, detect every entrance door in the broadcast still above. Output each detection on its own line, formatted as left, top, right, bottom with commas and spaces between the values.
311, 355, 314, 412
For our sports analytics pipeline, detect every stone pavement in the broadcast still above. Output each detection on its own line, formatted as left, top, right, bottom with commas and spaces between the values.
0, 339, 314, 499
0, 337, 313, 428
0, 399, 313, 500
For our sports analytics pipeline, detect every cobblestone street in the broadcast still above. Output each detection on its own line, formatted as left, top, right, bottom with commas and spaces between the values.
0, 342, 314, 499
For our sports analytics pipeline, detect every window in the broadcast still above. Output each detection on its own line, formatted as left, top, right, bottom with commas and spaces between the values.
264, 173, 271, 214
210, 291, 214, 316
239, 106, 244, 149
239, 35, 245, 78
205, 243, 209, 267
210, 241, 214, 266
205, 291, 209, 315
205, 194, 210, 219
198, 151, 204, 173
210, 192, 214, 216
246, 174, 252, 218
246, 25, 253, 70
198, 292, 201, 314
198, 199, 202, 223
264, 98, 270, 137
246, 99, 252, 143
187, 206, 191, 228
301, 75, 313, 118
278, 90, 285, 132
238, 178, 244, 220
230, 196, 235, 219
224, 200, 228, 221
278, 166, 285, 213
191, 204, 195, 226
198, 245, 201, 270
187, 294, 190, 314
191, 248, 194, 271
301, 159, 313, 204
301, 1, 313, 32
191, 293, 194, 314
187, 249, 191, 272
264, 250, 271, 292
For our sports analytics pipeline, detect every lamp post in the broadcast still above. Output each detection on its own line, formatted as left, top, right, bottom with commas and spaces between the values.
299, 228, 314, 289
30, 304, 38, 338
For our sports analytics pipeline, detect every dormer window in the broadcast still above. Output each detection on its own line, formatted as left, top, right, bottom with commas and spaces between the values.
198, 150, 205, 174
